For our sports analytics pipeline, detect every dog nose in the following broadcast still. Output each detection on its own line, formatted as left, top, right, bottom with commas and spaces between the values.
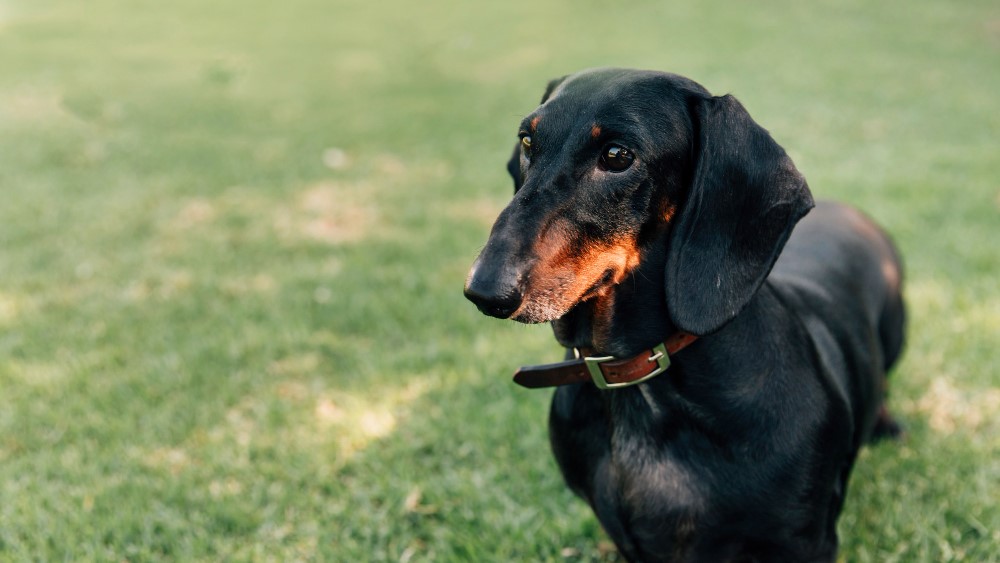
464, 281, 523, 319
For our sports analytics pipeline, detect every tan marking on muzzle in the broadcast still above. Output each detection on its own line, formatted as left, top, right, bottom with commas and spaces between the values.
512, 219, 642, 323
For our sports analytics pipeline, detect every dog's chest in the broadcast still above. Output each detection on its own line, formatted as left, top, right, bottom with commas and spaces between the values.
552, 385, 708, 512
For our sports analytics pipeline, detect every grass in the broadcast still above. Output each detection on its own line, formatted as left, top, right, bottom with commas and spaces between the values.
0, 0, 997, 560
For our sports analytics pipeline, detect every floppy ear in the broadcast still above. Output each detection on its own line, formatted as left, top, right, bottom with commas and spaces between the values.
665, 94, 814, 335
506, 143, 523, 191
506, 75, 569, 191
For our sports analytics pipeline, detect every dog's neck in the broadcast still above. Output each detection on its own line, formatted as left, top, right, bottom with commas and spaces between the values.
551, 232, 675, 359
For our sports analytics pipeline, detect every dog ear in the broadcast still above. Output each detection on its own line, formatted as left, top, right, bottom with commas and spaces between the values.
506, 143, 523, 191
539, 75, 567, 104
506, 76, 569, 191
665, 94, 814, 335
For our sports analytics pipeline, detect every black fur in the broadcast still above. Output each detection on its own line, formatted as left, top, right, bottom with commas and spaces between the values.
464, 68, 905, 562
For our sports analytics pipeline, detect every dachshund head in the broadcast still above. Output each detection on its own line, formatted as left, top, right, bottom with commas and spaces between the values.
465, 68, 813, 342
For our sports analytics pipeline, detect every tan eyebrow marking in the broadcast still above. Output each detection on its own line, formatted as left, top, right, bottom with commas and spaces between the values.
591, 125, 602, 139
530, 116, 541, 131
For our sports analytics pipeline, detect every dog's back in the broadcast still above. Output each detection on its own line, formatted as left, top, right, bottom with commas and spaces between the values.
769, 200, 906, 443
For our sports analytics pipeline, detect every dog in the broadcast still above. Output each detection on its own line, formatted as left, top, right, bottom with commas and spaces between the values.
463, 68, 905, 562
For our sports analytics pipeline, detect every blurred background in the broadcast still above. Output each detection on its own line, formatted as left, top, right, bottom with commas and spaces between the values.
0, 0, 997, 560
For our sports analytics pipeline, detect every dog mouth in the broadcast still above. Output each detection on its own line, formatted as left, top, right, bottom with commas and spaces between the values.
581, 268, 617, 302
510, 267, 618, 324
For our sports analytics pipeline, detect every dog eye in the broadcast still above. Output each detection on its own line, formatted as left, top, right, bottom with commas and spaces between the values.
520, 135, 533, 155
600, 145, 635, 172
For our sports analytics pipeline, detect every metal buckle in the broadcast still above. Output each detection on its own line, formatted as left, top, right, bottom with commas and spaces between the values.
578, 343, 670, 390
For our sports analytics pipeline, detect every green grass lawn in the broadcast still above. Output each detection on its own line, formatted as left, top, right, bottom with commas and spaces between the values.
1, 0, 997, 560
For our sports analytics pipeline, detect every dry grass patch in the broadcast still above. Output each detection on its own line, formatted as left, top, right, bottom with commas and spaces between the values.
0, 89, 73, 124
905, 378, 1000, 436
273, 181, 378, 246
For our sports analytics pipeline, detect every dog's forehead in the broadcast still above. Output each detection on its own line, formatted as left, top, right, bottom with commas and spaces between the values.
529, 69, 697, 134
547, 69, 652, 111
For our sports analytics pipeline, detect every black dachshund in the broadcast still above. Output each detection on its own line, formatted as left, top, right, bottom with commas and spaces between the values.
464, 68, 905, 562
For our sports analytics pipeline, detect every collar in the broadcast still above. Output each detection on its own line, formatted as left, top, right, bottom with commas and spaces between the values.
513, 332, 698, 389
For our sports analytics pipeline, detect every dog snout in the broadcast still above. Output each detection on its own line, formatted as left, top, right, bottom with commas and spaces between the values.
464, 283, 523, 319
465, 198, 539, 319
464, 263, 524, 319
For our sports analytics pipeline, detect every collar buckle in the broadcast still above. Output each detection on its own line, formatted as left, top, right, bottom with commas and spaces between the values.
578, 342, 671, 389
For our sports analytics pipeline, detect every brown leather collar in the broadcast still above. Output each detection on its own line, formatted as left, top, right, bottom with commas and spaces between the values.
513, 332, 698, 389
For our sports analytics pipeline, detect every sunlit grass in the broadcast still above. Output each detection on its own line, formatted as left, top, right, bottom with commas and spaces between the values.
0, 0, 997, 560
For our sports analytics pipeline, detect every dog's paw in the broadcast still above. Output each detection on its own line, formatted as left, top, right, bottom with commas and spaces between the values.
870, 405, 905, 442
